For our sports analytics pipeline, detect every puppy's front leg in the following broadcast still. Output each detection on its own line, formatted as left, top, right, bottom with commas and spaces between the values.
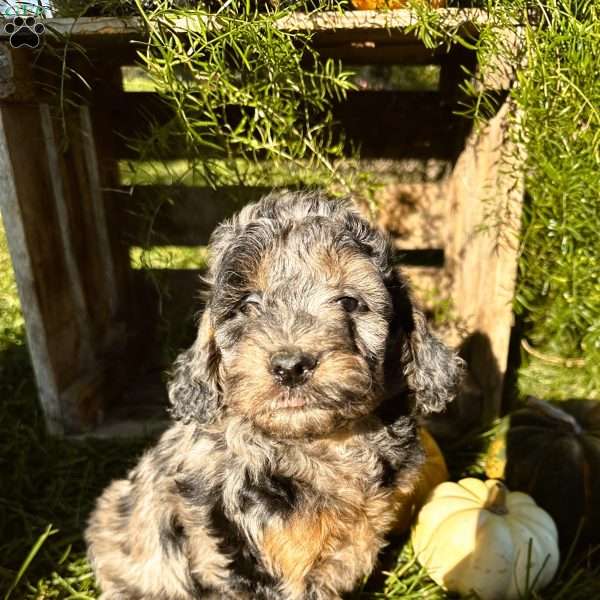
87, 426, 232, 600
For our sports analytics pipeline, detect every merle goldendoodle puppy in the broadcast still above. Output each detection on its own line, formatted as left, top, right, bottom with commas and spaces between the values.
86, 191, 464, 600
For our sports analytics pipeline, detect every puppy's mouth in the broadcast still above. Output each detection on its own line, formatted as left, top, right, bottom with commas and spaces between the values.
269, 389, 312, 411
226, 351, 379, 437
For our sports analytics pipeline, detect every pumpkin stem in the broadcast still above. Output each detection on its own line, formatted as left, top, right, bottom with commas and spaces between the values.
525, 396, 582, 434
484, 482, 509, 515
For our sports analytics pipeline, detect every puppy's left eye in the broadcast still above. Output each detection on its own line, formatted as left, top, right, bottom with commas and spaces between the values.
337, 296, 359, 313
239, 293, 262, 317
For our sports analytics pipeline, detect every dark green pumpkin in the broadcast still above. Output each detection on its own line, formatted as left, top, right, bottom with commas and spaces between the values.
485, 397, 600, 546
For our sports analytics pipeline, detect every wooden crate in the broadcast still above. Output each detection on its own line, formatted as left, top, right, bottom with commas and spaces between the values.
0, 9, 523, 436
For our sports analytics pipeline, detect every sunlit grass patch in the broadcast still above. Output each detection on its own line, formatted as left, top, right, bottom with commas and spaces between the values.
121, 66, 158, 93
129, 245, 209, 270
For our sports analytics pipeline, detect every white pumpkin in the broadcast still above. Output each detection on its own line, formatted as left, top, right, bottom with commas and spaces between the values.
412, 478, 559, 600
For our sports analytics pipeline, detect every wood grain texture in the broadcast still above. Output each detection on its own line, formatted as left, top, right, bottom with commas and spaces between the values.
444, 97, 523, 420
0, 94, 133, 432
0, 103, 64, 434
39, 10, 488, 39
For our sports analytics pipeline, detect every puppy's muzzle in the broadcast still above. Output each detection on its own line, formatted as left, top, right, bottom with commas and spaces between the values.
270, 348, 317, 387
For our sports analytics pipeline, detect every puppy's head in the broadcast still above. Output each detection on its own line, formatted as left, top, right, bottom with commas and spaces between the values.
169, 192, 463, 437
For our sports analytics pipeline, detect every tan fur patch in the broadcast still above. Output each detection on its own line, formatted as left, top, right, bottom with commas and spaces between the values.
263, 509, 348, 589
252, 249, 273, 291
263, 491, 393, 597
313, 246, 343, 285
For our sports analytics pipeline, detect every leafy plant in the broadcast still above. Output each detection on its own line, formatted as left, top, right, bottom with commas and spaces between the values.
127, 0, 355, 189
513, 0, 600, 399
404, 0, 600, 399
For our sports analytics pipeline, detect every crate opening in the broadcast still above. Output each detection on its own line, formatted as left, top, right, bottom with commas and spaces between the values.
350, 64, 440, 92
7, 15, 518, 436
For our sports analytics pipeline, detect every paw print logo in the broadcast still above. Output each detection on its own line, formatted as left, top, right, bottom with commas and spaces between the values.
4, 16, 45, 49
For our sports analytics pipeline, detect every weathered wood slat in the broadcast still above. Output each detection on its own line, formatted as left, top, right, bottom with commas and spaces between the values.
0, 103, 99, 433
444, 98, 523, 420
38, 9, 487, 40
88, 69, 133, 309
0, 103, 63, 433
38, 104, 96, 371
0, 86, 133, 433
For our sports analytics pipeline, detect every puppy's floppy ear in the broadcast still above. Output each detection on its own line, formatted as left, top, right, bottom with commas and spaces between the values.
402, 309, 465, 415
386, 270, 464, 415
167, 307, 222, 424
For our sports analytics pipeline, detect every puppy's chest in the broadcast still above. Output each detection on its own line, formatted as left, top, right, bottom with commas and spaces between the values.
235, 438, 392, 516
237, 443, 399, 585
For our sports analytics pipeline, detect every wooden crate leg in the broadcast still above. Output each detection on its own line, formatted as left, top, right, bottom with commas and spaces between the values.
446, 98, 523, 422
0, 104, 64, 434
0, 46, 130, 433
39, 104, 96, 368
79, 105, 120, 316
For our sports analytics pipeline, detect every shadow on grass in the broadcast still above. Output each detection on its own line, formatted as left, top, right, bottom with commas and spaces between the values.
0, 337, 155, 598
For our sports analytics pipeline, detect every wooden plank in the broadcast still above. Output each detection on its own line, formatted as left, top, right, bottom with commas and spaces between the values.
444, 97, 523, 421
80, 105, 120, 316
0, 102, 101, 432
0, 93, 136, 434
35, 18, 467, 69
39, 104, 96, 366
43, 17, 142, 39
54, 104, 142, 431
275, 9, 487, 33
38, 10, 488, 40
0, 103, 64, 434
39, 106, 115, 350
87, 62, 135, 311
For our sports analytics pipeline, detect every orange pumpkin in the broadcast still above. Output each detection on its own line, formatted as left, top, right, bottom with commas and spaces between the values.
393, 427, 448, 533
351, 0, 447, 9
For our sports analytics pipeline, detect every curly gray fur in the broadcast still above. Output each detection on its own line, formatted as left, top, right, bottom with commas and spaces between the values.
86, 190, 464, 600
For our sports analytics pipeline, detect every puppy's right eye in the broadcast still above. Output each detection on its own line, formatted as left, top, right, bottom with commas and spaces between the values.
239, 293, 262, 317
337, 296, 359, 313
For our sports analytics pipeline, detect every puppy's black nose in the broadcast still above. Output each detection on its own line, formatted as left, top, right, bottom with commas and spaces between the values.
270, 349, 317, 387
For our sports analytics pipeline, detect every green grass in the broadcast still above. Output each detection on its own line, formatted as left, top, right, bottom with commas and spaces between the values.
2, 215, 599, 599
0, 220, 150, 599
